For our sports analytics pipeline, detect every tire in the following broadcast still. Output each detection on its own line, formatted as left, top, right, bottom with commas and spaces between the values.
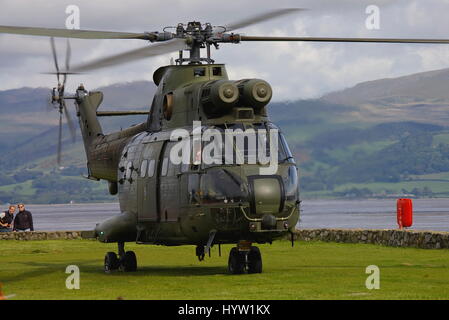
228, 247, 245, 274
247, 246, 262, 274
104, 252, 119, 273
196, 245, 205, 261
120, 251, 137, 272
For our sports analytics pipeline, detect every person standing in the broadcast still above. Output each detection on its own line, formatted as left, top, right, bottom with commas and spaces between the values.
0, 205, 15, 232
13, 203, 34, 232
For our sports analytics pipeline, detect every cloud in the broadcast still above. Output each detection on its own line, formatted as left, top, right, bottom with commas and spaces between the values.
1, 0, 449, 101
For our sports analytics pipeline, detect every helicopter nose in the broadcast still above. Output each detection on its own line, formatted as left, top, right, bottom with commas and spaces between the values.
261, 214, 277, 229
249, 176, 284, 216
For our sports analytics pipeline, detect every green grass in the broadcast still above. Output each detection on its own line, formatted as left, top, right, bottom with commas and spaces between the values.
0, 180, 35, 196
324, 140, 396, 163
410, 171, 449, 181
433, 132, 449, 146
1, 240, 449, 300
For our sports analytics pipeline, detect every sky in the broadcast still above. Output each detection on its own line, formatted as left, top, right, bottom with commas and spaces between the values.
1, 0, 449, 101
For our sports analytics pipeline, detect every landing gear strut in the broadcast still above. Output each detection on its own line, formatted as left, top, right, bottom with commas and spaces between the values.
196, 245, 205, 261
228, 245, 262, 274
104, 242, 137, 273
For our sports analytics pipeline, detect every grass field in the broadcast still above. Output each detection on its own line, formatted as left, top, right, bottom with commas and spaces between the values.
1, 239, 449, 300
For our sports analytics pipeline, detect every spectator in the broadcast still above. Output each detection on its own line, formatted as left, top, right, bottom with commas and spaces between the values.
13, 203, 34, 232
0, 205, 15, 232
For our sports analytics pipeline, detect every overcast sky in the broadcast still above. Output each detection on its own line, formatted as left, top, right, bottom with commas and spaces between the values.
1, 0, 449, 101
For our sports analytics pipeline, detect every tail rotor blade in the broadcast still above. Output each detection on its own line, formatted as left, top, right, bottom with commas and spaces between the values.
64, 39, 71, 86
45, 94, 54, 112
57, 111, 63, 166
62, 100, 76, 142
50, 37, 60, 84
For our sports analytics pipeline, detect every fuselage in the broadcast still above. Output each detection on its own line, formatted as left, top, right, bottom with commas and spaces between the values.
75, 64, 300, 247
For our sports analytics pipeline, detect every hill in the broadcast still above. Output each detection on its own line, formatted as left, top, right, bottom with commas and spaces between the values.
320, 68, 449, 125
2, 68, 449, 203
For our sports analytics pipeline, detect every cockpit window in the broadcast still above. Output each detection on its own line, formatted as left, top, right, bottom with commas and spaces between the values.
201, 122, 294, 167
200, 168, 248, 204
283, 165, 299, 201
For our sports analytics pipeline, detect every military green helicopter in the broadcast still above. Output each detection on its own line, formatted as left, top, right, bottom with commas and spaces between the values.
2, 8, 449, 274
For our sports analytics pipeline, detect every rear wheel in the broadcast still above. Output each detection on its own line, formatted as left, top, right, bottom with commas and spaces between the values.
120, 251, 137, 272
228, 247, 245, 274
104, 252, 119, 273
247, 246, 262, 274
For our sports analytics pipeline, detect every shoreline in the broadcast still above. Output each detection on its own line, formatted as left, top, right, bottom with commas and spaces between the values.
4, 197, 449, 206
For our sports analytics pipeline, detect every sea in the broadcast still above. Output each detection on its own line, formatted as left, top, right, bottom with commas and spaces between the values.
11, 198, 449, 232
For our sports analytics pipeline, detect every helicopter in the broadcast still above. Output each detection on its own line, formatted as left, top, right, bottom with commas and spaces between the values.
2, 8, 449, 274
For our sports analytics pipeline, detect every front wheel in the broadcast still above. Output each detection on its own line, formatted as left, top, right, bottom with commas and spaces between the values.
228, 247, 245, 274
120, 251, 137, 272
104, 252, 119, 273
247, 246, 262, 274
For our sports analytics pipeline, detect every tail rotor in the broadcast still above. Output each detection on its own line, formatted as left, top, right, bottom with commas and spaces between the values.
49, 37, 76, 166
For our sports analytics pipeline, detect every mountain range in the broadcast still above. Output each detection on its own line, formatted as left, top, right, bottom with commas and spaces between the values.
1, 67, 449, 203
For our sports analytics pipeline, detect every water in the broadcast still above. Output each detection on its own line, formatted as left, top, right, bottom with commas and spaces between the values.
300, 199, 449, 232
17, 203, 119, 231
10, 199, 449, 232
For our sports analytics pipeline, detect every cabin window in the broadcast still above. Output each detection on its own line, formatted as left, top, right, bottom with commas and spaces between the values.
125, 161, 133, 178
161, 158, 169, 176
140, 160, 148, 178
212, 67, 222, 76
163, 93, 174, 121
148, 159, 156, 177
188, 174, 200, 204
163, 141, 181, 176
193, 67, 206, 77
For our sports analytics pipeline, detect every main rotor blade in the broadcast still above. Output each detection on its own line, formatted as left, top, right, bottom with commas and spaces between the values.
50, 37, 60, 83
239, 36, 449, 44
0, 25, 149, 40
63, 39, 71, 86
62, 100, 76, 142
223, 8, 305, 32
57, 111, 62, 166
68, 38, 186, 73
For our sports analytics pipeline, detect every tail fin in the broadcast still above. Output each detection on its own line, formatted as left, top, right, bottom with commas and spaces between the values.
75, 86, 104, 180
74, 85, 148, 184
75, 86, 103, 153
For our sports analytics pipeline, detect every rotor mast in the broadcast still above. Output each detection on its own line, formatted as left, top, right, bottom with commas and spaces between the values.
174, 22, 218, 65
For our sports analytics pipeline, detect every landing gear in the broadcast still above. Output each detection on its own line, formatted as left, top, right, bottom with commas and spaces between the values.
228, 245, 263, 274
247, 246, 262, 274
196, 245, 205, 261
104, 242, 137, 273
119, 251, 137, 272
104, 252, 120, 273
228, 247, 245, 274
